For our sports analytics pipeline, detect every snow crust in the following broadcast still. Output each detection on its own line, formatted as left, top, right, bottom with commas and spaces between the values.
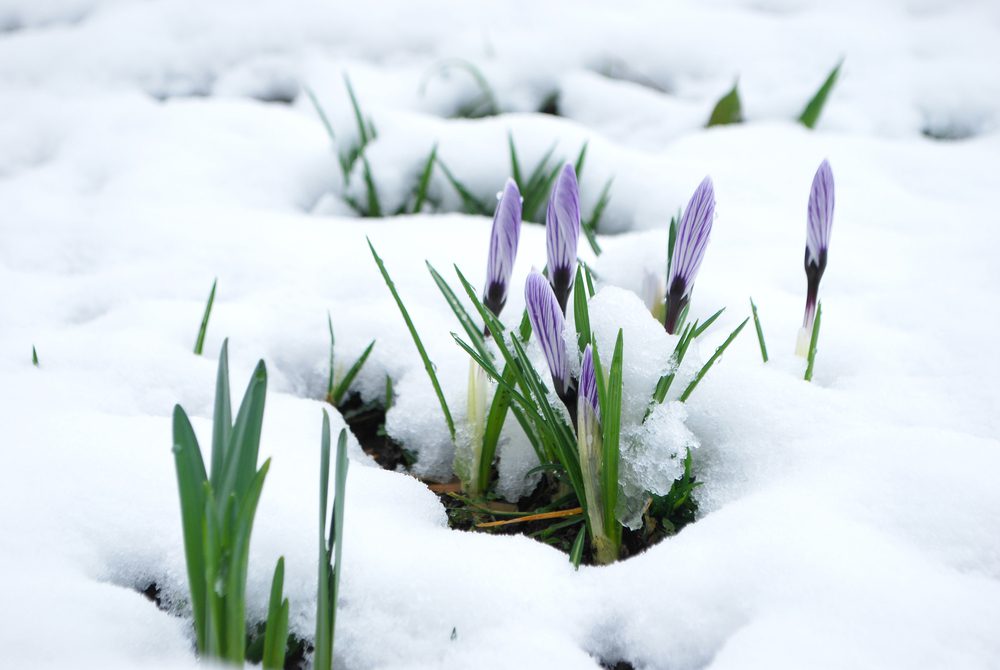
2, 0, 1000, 668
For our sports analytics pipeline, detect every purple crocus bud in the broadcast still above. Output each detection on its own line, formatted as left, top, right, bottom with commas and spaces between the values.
803, 159, 834, 329
578, 344, 600, 423
482, 178, 522, 318
525, 271, 569, 396
545, 163, 581, 314
665, 176, 715, 334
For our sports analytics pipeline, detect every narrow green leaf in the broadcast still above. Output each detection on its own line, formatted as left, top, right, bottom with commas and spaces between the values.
411, 144, 438, 213
799, 60, 843, 129
262, 557, 289, 670
193, 278, 217, 355
573, 265, 592, 353
692, 308, 725, 338
570, 524, 587, 569
219, 360, 268, 506
582, 177, 613, 255
332, 340, 375, 405
172, 405, 208, 652
436, 158, 489, 215
315, 411, 333, 670
420, 58, 499, 118
680, 318, 749, 401
369, 239, 455, 441
750, 298, 769, 363
508, 132, 523, 189
574, 141, 589, 178
202, 486, 224, 657
427, 261, 488, 361
330, 428, 349, 649
804, 302, 822, 382
666, 213, 679, 280
706, 81, 743, 127
209, 340, 232, 489
360, 153, 382, 217
326, 313, 336, 403
344, 73, 370, 148
304, 86, 336, 142
582, 262, 597, 298
601, 330, 624, 553
31, 345, 38, 367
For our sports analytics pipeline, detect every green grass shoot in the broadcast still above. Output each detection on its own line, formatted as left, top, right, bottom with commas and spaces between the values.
750, 297, 769, 362
707, 81, 743, 126
193, 278, 217, 356
331, 340, 375, 406
32, 345, 39, 367
369, 239, 456, 441
419, 58, 500, 118
410, 143, 438, 213
172, 339, 271, 664
304, 86, 337, 143
804, 302, 822, 381
680, 317, 749, 401
314, 412, 349, 670
262, 557, 289, 670
799, 60, 843, 129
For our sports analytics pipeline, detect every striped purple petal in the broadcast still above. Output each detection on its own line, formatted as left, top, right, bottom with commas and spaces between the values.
806, 159, 834, 268
578, 344, 600, 422
802, 159, 834, 329
665, 176, 715, 333
545, 163, 581, 314
483, 178, 522, 317
524, 271, 568, 394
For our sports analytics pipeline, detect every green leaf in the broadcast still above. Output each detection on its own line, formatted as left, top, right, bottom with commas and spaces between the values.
315, 412, 333, 670
799, 60, 843, 129
411, 144, 438, 213
344, 73, 370, 149
326, 313, 336, 402
332, 340, 375, 405
304, 86, 336, 143
330, 428, 349, 648
570, 524, 587, 569
209, 340, 232, 489
193, 278, 217, 355
427, 261, 489, 361
436, 158, 490, 215
420, 58, 499, 118
666, 212, 679, 280
601, 330, 624, 553
31, 345, 38, 367
172, 405, 208, 652
508, 131, 523, 190
804, 302, 822, 382
360, 153, 382, 217
581, 177, 612, 256
692, 308, 725, 338
574, 141, 589, 178
219, 361, 268, 506
573, 265, 592, 353
750, 298, 769, 363
680, 317, 749, 401
262, 559, 289, 670
369, 240, 455, 441
706, 81, 743, 127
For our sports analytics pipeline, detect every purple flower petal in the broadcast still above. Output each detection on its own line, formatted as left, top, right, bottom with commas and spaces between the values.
483, 178, 522, 317
545, 163, 580, 313
803, 159, 834, 329
578, 344, 600, 422
665, 176, 715, 333
524, 271, 568, 394
806, 159, 834, 267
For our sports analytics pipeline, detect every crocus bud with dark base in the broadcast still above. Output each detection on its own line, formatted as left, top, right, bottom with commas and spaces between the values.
796, 160, 834, 356
545, 164, 581, 314
525, 271, 576, 413
665, 177, 715, 334
483, 178, 523, 319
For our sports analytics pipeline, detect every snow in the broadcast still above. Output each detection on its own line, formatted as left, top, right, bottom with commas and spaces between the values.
2, 0, 1000, 668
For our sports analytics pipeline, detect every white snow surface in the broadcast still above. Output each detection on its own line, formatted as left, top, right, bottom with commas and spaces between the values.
2, 0, 1000, 668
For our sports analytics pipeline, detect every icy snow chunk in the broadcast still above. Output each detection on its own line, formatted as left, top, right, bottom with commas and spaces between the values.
496, 417, 542, 502
384, 368, 460, 482
618, 400, 698, 530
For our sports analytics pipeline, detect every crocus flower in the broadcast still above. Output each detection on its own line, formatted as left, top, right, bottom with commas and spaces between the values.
482, 179, 523, 318
545, 163, 581, 314
796, 160, 834, 356
525, 271, 569, 398
456, 359, 489, 495
664, 176, 715, 334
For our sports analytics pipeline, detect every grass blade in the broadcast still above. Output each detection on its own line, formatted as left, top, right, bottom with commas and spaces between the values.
193, 278, 217, 355
326, 313, 336, 402
262, 557, 289, 670
31, 345, 38, 367
315, 411, 332, 670
172, 405, 208, 651
369, 239, 455, 441
304, 86, 336, 143
680, 318, 749, 401
570, 524, 587, 569
804, 302, 822, 381
750, 298, 769, 363
411, 144, 438, 213
360, 154, 382, 217
508, 132, 523, 189
573, 265, 592, 352
706, 81, 743, 127
344, 73, 370, 148
209, 340, 233, 489
692, 308, 725, 338
225, 459, 270, 663
601, 330, 624, 554
436, 158, 489, 215
574, 141, 588, 178
581, 177, 612, 256
427, 261, 488, 360
799, 60, 843, 129
219, 361, 268, 505
332, 340, 375, 405
330, 428, 349, 649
